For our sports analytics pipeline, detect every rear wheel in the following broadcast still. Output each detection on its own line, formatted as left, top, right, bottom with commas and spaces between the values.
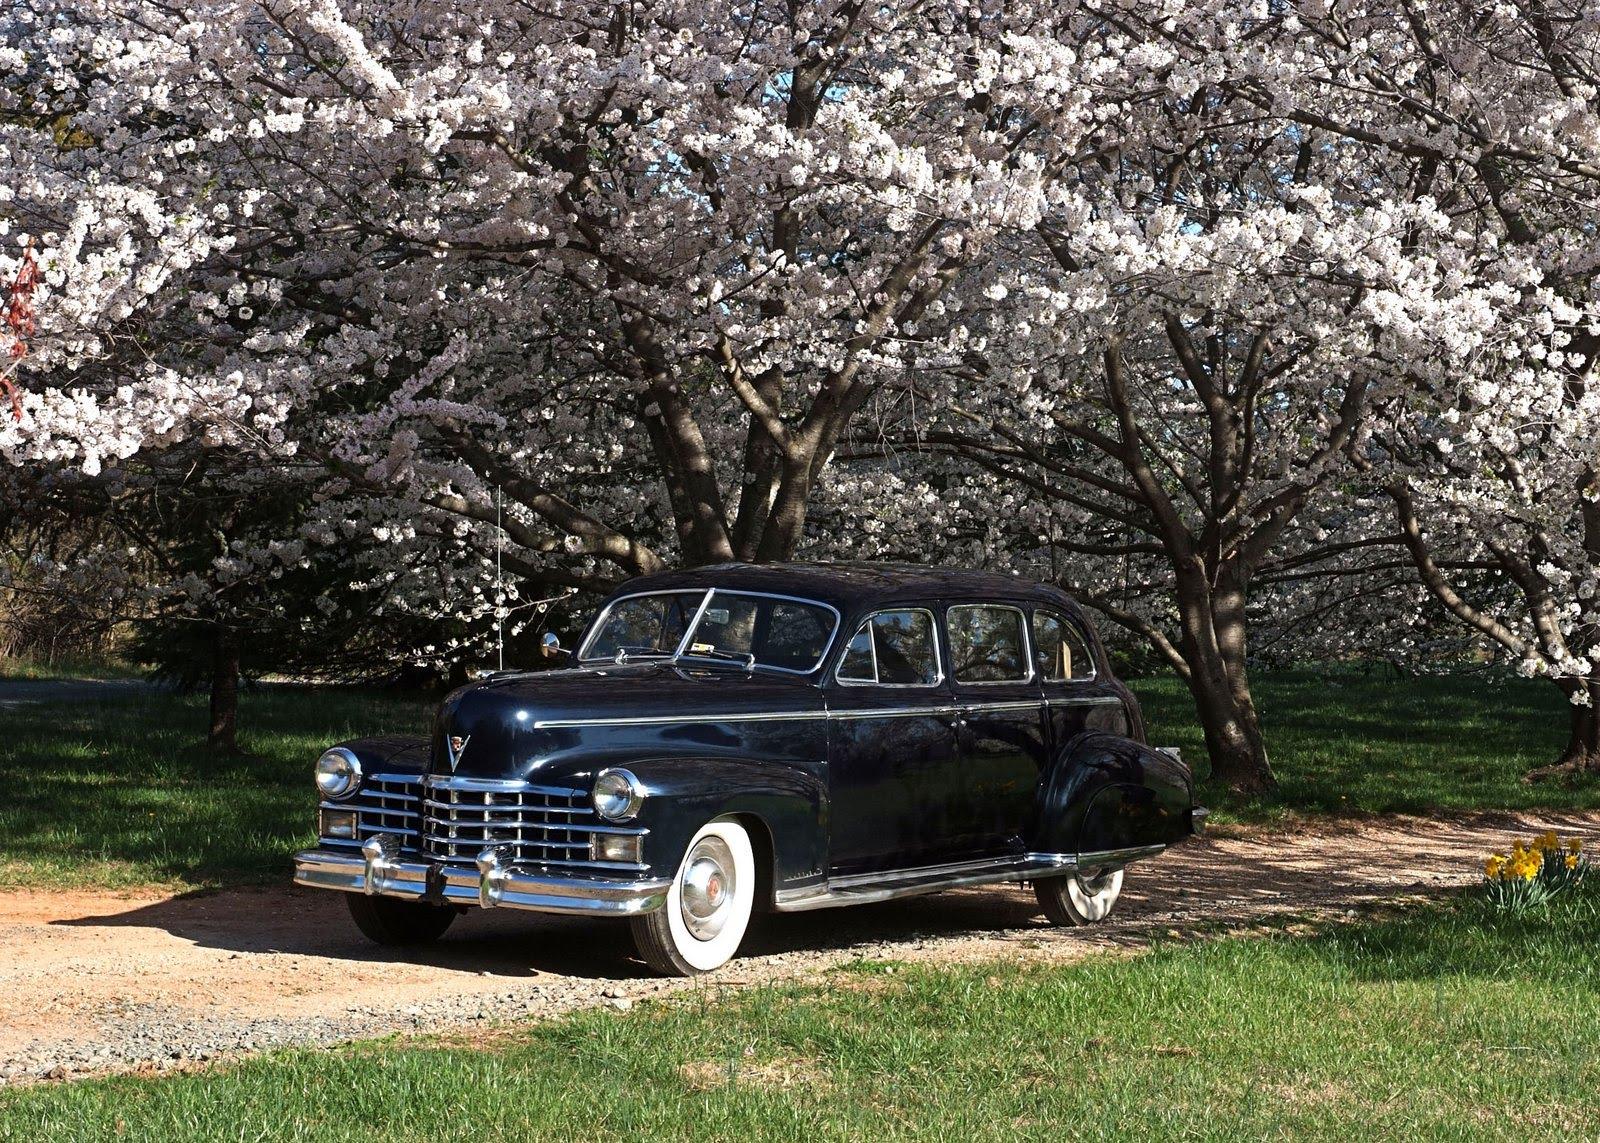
631, 818, 756, 976
1034, 866, 1124, 926
345, 894, 458, 946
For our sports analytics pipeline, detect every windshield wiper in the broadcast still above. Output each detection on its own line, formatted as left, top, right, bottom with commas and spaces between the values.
675, 646, 757, 670
589, 645, 671, 665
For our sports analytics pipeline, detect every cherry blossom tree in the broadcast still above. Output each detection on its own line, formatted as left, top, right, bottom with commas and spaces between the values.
1246, 0, 1600, 776
835, 14, 1526, 792
0, 0, 1156, 595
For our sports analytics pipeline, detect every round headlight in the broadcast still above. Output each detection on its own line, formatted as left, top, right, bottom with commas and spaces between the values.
315, 747, 362, 800
592, 768, 644, 821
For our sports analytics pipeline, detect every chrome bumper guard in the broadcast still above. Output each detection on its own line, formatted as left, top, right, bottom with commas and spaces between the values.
293, 841, 670, 917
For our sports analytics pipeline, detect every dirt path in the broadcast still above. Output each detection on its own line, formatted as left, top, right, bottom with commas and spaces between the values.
0, 678, 163, 709
3, 808, 1595, 1086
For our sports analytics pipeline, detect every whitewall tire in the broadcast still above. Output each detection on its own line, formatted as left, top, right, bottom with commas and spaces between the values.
1034, 866, 1124, 926
631, 817, 757, 976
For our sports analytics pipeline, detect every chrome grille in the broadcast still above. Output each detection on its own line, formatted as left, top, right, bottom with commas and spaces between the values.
326, 773, 422, 845
421, 776, 633, 870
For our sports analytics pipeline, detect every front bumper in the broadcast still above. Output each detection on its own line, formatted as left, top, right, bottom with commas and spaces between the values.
293, 844, 670, 917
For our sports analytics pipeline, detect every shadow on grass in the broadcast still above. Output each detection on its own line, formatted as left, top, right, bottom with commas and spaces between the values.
1296, 883, 1600, 989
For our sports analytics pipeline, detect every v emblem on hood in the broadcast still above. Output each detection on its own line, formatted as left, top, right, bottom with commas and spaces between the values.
445, 734, 471, 773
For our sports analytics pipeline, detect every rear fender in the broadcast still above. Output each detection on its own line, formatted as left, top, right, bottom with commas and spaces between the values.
1031, 731, 1195, 859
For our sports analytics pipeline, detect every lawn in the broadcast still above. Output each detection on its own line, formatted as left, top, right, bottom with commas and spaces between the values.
1131, 666, 1589, 823
0, 665, 1590, 890
0, 684, 430, 889
3, 880, 1597, 1139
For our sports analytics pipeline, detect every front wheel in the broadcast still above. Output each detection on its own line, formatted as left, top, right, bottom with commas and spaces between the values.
631, 818, 756, 976
345, 894, 458, 946
1034, 866, 1124, 926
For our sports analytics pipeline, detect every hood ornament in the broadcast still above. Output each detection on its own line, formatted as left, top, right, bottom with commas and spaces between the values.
445, 734, 471, 773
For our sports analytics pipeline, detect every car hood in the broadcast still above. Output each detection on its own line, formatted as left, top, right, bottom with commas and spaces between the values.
430, 661, 824, 781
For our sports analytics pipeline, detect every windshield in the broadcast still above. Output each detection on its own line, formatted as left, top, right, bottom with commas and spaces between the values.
581, 590, 838, 673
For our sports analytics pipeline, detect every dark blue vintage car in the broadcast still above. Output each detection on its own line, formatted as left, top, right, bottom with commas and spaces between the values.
294, 562, 1203, 974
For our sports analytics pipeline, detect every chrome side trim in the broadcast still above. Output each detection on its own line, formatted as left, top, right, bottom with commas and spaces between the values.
1076, 844, 1166, 867
533, 700, 1069, 730
533, 709, 821, 729
957, 700, 1043, 715
293, 848, 670, 916
827, 854, 1022, 892
1043, 695, 1125, 709
829, 706, 958, 720
772, 845, 1165, 913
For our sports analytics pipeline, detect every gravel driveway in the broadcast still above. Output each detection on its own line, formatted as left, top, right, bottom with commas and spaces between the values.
3, 809, 1595, 1087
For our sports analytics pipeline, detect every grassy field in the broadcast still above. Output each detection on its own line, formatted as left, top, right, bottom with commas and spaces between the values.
1130, 666, 1587, 823
0, 665, 1590, 890
0, 684, 430, 889
0, 653, 146, 682
2, 880, 1596, 1139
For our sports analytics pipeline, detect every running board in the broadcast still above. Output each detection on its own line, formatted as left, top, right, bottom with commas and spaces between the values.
772, 845, 1165, 913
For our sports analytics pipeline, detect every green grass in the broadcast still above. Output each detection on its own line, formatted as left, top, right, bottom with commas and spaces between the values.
5, 883, 1598, 1139
0, 686, 429, 889
1130, 666, 1594, 825
0, 653, 146, 682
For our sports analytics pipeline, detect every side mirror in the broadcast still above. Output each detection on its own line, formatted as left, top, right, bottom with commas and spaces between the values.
541, 631, 571, 664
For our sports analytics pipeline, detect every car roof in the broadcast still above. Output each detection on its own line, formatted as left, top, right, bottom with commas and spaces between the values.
607, 561, 1083, 616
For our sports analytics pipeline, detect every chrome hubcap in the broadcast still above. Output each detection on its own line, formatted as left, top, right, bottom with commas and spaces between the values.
1069, 867, 1120, 921
1079, 867, 1115, 894
679, 836, 735, 941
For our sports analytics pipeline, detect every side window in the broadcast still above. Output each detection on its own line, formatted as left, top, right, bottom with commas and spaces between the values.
1033, 610, 1096, 681
836, 609, 940, 686
947, 605, 1029, 683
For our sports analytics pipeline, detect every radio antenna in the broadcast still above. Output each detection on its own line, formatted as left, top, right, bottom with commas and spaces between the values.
495, 485, 504, 672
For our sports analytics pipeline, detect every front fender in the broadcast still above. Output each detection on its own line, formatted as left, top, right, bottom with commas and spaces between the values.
332, 734, 431, 776
1030, 731, 1195, 859
620, 758, 828, 899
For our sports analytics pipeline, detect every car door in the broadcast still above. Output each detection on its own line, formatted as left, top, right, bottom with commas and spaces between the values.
946, 601, 1051, 859
824, 605, 968, 876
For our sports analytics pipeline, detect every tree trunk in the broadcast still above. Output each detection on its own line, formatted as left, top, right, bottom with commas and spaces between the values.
208, 625, 241, 752
1172, 564, 1278, 796
1555, 678, 1600, 772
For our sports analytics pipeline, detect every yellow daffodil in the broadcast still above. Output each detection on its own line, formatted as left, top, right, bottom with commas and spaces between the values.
1570, 837, 1583, 856
1566, 854, 1580, 870
1485, 855, 1506, 879
1539, 830, 1559, 853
